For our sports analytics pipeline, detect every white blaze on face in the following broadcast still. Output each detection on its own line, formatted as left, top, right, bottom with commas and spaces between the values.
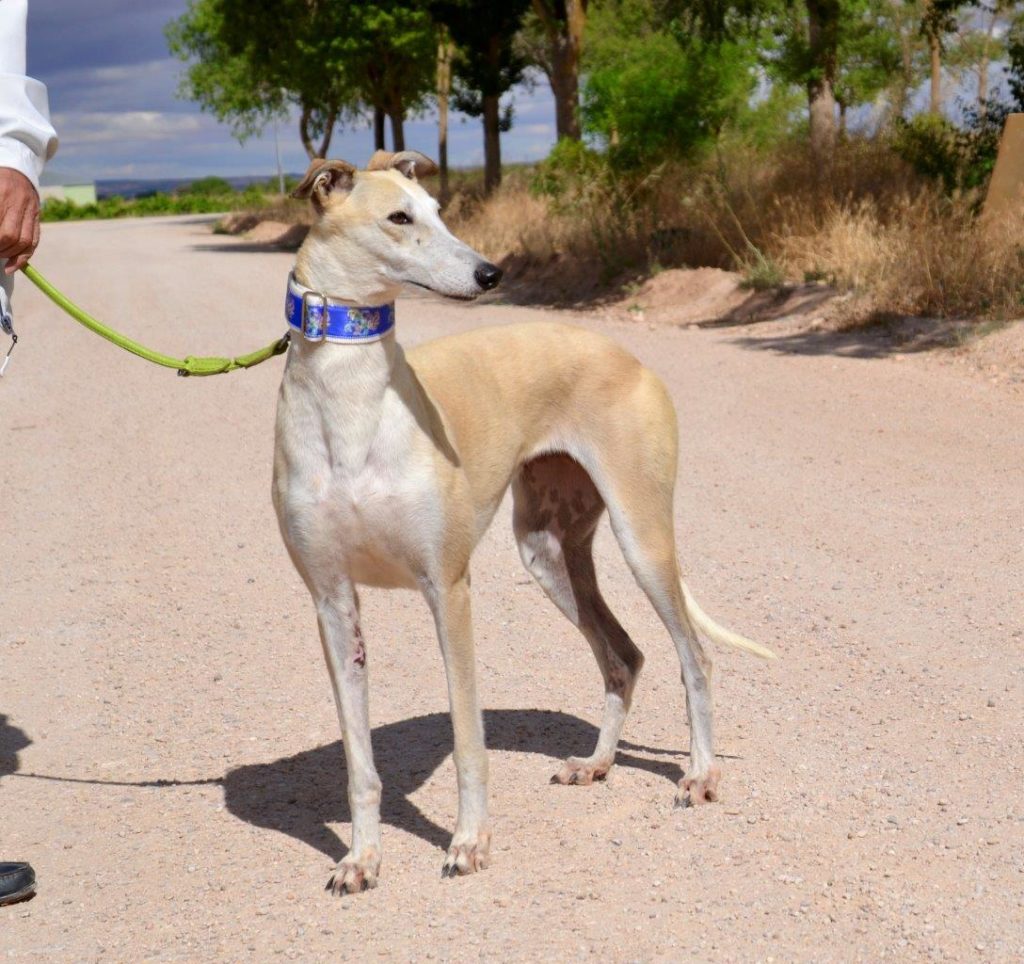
360, 172, 490, 300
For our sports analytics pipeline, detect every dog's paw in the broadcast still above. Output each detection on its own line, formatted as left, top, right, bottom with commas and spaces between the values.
674, 764, 721, 809
326, 848, 380, 896
441, 829, 491, 878
550, 755, 612, 787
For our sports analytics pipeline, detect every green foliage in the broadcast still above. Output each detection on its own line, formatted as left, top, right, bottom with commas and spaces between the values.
892, 103, 1006, 194
165, 0, 290, 142
183, 175, 233, 196
40, 180, 278, 223
1007, 12, 1024, 109
582, 0, 759, 168
530, 138, 609, 201
832, 2, 902, 112
731, 83, 805, 149
167, 0, 436, 154
432, 0, 531, 114
740, 247, 784, 289
769, 0, 899, 105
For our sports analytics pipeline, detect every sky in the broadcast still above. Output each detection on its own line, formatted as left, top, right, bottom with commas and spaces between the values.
26, 0, 559, 182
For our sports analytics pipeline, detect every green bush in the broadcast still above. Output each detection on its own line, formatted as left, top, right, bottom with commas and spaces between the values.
582, 1, 758, 170
530, 139, 609, 202
182, 175, 233, 196
892, 104, 1007, 195
41, 190, 250, 222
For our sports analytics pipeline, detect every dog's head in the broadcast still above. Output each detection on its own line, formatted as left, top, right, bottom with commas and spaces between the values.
291, 151, 502, 303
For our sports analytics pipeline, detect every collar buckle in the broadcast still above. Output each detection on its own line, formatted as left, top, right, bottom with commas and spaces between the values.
300, 289, 328, 342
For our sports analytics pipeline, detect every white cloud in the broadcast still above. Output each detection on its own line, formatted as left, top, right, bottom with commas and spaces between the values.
51, 111, 203, 144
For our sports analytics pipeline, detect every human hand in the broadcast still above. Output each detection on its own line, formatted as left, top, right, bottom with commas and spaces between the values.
0, 168, 41, 274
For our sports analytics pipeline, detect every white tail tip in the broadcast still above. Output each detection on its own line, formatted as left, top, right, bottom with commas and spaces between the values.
681, 581, 778, 660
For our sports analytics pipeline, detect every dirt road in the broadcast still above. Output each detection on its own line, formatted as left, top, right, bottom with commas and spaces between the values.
2, 216, 1022, 961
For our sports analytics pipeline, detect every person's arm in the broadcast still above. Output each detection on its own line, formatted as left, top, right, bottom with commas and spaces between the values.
0, 0, 57, 272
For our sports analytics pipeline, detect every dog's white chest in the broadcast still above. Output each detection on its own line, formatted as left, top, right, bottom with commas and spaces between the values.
275, 382, 436, 590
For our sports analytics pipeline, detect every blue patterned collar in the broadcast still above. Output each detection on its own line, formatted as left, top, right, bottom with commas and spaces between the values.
285, 273, 395, 344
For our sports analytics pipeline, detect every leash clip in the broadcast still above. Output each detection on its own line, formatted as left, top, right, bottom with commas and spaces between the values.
0, 331, 16, 377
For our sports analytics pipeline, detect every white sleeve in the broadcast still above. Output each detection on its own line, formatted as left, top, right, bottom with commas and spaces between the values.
0, 0, 58, 192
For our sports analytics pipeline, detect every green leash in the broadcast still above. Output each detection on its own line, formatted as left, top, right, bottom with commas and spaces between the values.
20, 263, 290, 377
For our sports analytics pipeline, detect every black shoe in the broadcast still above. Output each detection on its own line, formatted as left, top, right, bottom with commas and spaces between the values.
0, 863, 36, 906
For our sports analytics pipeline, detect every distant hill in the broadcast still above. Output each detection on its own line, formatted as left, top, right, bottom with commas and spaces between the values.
96, 175, 297, 200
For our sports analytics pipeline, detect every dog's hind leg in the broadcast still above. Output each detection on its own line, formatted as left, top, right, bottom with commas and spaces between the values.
595, 491, 718, 806
583, 376, 719, 808
513, 454, 644, 786
315, 581, 383, 895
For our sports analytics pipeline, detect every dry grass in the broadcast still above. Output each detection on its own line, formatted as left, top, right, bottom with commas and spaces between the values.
776, 195, 1024, 320
441, 139, 1024, 321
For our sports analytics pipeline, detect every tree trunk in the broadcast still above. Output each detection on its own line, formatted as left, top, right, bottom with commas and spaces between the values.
436, 35, 453, 204
896, 28, 913, 118
533, 0, 586, 141
977, 13, 996, 118
929, 31, 942, 114
978, 54, 989, 116
373, 107, 386, 151
389, 111, 405, 152
299, 105, 316, 160
838, 101, 847, 138
549, 40, 581, 140
317, 107, 338, 158
805, 0, 838, 168
482, 93, 501, 194
299, 104, 337, 159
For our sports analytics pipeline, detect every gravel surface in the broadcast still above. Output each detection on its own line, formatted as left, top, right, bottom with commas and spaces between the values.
2, 216, 1022, 961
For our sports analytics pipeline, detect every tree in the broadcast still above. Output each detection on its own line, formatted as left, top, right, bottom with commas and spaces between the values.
769, 1, 907, 162
432, 0, 532, 193
803, 0, 841, 162
947, 0, 1015, 116
436, 28, 455, 202
833, 2, 901, 133
1007, 9, 1024, 109
582, 0, 760, 166
167, 0, 352, 159
878, 0, 929, 122
346, 3, 436, 152
527, 1, 589, 141
920, 0, 975, 115
167, 0, 435, 160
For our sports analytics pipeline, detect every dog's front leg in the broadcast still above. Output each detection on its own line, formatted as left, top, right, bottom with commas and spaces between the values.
316, 583, 383, 895
423, 574, 491, 877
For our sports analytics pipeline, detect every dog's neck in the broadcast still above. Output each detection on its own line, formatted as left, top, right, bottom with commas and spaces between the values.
285, 243, 406, 422
294, 231, 402, 307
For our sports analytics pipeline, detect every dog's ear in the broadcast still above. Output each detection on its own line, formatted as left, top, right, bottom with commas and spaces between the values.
290, 158, 357, 213
367, 149, 438, 181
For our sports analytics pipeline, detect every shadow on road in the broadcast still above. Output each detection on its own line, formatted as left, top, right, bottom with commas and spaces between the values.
730, 314, 973, 360
13, 708, 691, 862
222, 708, 688, 862
190, 242, 299, 255
0, 713, 31, 782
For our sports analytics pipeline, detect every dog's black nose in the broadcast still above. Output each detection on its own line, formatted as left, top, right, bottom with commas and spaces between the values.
474, 262, 503, 291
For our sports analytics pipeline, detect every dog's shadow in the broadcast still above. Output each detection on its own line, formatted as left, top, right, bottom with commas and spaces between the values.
223, 708, 685, 862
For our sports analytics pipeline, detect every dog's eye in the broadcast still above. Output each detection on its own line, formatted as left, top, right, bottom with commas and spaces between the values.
388, 211, 412, 225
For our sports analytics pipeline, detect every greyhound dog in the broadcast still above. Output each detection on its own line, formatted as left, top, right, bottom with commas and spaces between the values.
273, 150, 775, 895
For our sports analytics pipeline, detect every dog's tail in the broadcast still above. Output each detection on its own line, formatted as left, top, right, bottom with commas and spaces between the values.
680, 580, 778, 660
